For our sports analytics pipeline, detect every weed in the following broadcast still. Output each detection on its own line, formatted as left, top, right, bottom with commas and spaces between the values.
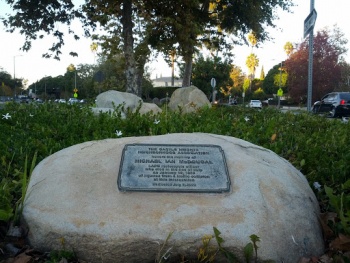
324, 181, 350, 235
155, 231, 174, 263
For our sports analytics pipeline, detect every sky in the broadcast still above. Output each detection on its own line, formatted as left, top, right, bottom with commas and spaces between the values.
0, 0, 349, 87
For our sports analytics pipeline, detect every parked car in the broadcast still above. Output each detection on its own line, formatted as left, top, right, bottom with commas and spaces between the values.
58, 99, 66, 103
229, 98, 237, 105
249, 100, 262, 109
68, 98, 80, 104
312, 92, 350, 118
34, 98, 43, 103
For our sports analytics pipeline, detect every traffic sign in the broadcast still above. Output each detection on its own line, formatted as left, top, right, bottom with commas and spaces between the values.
277, 88, 283, 97
211, 78, 216, 88
74, 92, 78, 98
73, 88, 78, 93
304, 9, 317, 38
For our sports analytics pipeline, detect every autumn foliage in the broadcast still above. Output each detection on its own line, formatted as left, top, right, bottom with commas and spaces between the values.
285, 29, 345, 103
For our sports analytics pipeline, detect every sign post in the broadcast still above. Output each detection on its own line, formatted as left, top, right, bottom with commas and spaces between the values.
303, 9, 317, 38
211, 78, 216, 104
277, 88, 283, 109
304, 0, 316, 112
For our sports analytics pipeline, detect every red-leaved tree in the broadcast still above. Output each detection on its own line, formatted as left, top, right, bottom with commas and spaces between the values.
285, 27, 347, 103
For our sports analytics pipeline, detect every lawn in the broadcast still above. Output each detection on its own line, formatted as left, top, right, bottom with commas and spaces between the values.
1, 102, 350, 262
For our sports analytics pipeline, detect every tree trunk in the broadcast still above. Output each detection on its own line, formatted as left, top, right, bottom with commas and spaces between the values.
182, 52, 193, 87
122, 0, 139, 95
135, 40, 151, 98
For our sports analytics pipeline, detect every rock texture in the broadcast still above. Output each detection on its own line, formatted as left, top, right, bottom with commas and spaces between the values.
139, 102, 162, 115
168, 86, 211, 113
22, 133, 324, 263
93, 90, 162, 115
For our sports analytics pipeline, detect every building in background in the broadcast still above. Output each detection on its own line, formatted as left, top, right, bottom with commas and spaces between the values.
152, 77, 183, 87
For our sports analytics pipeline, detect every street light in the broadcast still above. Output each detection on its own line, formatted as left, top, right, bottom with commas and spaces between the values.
13, 55, 23, 98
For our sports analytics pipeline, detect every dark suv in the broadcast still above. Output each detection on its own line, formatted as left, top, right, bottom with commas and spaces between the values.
312, 92, 350, 118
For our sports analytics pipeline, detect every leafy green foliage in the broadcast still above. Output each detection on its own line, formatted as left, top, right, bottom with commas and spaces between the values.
2, 101, 350, 260
191, 55, 233, 99
243, 243, 253, 263
213, 227, 240, 263
47, 249, 77, 263
325, 181, 350, 235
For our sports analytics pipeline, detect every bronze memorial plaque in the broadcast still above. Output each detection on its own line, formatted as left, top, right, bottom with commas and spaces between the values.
118, 144, 230, 193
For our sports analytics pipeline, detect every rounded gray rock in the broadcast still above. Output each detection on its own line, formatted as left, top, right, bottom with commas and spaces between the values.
22, 133, 324, 262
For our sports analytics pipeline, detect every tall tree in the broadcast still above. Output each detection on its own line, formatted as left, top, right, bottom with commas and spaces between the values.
260, 66, 265, 80
0, 69, 16, 96
145, 0, 294, 87
83, 0, 150, 96
145, 0, 211, 87
229, 65, 245, 96
263, 63, 287, 95
2, 0, 294, 93
191, 55, 232, 99
246, 53, 259, 91
339, 61, 350, 88
285, 27, 348, 102
284, 42, 294, 57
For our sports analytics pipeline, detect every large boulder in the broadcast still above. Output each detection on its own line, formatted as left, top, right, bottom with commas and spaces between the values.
93, 90, 162, 116
22, 133, 324, 263
168, 86, 211, 113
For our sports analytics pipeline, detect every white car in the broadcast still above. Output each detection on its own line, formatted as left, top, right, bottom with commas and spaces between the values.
68, 98, 80, 104
249, 100, 262, 109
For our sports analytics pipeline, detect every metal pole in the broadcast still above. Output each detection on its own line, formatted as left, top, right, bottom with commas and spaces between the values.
307, 0, 315, 112
13, 55, 23, 99
278, 61, 282, 108
171, 50, 175, 87
13, 56, 16, 98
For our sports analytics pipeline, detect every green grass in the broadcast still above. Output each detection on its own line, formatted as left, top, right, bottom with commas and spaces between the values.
1, 102, 350, 253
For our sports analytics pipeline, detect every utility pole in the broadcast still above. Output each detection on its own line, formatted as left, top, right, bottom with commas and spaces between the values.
13, 55, 23, 98
278, 61, 283, 108
304, 0, 316, 111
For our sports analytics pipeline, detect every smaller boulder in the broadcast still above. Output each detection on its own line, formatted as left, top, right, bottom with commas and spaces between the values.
168, 86, 211, 113
93, 90, 161, 116
152, 97, 160, 105
96, 90, 142, 110
138, 102, 162, 115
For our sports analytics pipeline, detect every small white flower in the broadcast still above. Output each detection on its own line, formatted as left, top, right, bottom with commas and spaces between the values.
244, 116, 250, 122
313, 182, 321, 191
154, 119, 160, 125
115, 130, 123, 137
2, 113, 11, 119
29, 113, 34, 117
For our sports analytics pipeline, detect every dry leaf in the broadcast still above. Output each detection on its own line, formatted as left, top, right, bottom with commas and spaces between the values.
297, 257, 311, 263
318, 254, 333, 263
11, 252, 32, 263
330, 234, 350, 251
319, 213, 336, 239
271, 133, 277, 142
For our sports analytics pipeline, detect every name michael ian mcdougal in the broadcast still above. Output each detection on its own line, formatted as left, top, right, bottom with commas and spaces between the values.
134, 159, 213, 164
